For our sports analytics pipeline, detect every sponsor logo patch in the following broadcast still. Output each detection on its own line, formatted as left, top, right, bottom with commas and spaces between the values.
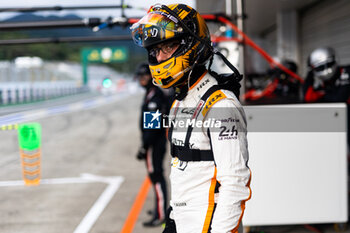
218, 125, 238, 140
202, 90, 226, 116
196, 79, 210, 91
173, 202, 187, 207
172, 157, 188, 171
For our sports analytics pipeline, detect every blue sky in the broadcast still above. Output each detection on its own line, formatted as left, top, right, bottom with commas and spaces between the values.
0, 0, 195, 20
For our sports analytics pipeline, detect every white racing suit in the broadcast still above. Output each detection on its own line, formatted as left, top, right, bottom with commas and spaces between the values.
167, 72, 251, 233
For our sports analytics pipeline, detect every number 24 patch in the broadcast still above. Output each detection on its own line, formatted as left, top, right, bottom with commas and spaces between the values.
218, 125, 238, 140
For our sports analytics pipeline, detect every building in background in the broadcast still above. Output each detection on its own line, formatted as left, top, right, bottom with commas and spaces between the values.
196, 0, 350, 77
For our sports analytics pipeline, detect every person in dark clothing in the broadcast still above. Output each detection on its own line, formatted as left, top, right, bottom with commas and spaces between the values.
303, 47, 350, 147
135, 63, 168, 227
303, 47, 350, 103
244, 59, 301, 104
270, 59, 301, 102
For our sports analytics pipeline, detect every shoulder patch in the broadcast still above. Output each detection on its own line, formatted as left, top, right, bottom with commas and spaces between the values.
202, 90, 226, 116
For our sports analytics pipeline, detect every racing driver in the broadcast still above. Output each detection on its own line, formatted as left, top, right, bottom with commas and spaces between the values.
131, 4, 251, 233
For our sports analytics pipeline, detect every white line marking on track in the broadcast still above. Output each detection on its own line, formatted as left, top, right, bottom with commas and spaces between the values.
0, 173, 124, 233
73, 174, 124, 233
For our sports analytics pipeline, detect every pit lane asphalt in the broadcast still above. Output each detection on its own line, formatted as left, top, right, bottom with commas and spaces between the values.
0, 93, 169, 233
0, 92, 348, 233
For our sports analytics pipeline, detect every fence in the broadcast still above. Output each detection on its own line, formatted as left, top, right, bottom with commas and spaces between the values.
0, 61, 86, 105
0, 81, 87, 105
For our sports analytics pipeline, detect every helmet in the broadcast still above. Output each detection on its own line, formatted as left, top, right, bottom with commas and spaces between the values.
269, 59, 299, 86
308, 47, 337, 81
130, 4, 212, 88
135, 62, 152, 88
270, 58, 298, 75
281, 60, 298, 73
135, 62, 151, 76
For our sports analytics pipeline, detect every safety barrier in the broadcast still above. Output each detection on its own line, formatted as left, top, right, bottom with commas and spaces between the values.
0, 60, 88, 105
0, 82, 88, 105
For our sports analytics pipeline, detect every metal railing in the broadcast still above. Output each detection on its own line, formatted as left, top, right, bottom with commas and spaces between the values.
0, 61, 86, 105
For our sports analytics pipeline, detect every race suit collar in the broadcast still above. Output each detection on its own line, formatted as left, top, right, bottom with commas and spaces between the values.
185, 72, 219, 103
189, 70, 208, 90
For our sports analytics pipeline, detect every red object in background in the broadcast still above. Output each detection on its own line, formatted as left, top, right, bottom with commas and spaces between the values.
202, 15, 304, 84
304, 87, 325, 103
243, 78, 279, 101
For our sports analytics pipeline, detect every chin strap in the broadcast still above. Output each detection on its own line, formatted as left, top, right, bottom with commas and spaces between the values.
186, 54, 203, 90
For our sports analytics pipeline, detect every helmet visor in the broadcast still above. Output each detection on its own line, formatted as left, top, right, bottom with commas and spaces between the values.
313, 61, 336, 72
130, 11, 184, 48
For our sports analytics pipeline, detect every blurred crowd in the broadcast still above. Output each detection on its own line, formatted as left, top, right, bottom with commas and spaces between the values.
245, 46, 350, 148
244, 47, 350, 106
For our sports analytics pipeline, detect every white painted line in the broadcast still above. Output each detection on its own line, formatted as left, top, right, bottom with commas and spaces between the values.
0, 173, 124, 233
0, 175, 103, 187
0, 180, 25, 187
40, 177, 96, 185
73, 177, 124, 233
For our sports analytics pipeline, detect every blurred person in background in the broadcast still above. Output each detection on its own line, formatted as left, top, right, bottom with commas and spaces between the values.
135, 63, 168, 227
244, 59, 301, 104
303, 47, 350, 147
131, 4, 251, 233
269, 59, 300, 102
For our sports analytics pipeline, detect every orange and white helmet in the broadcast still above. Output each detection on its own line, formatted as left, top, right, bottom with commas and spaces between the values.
130, 4, 213, 88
